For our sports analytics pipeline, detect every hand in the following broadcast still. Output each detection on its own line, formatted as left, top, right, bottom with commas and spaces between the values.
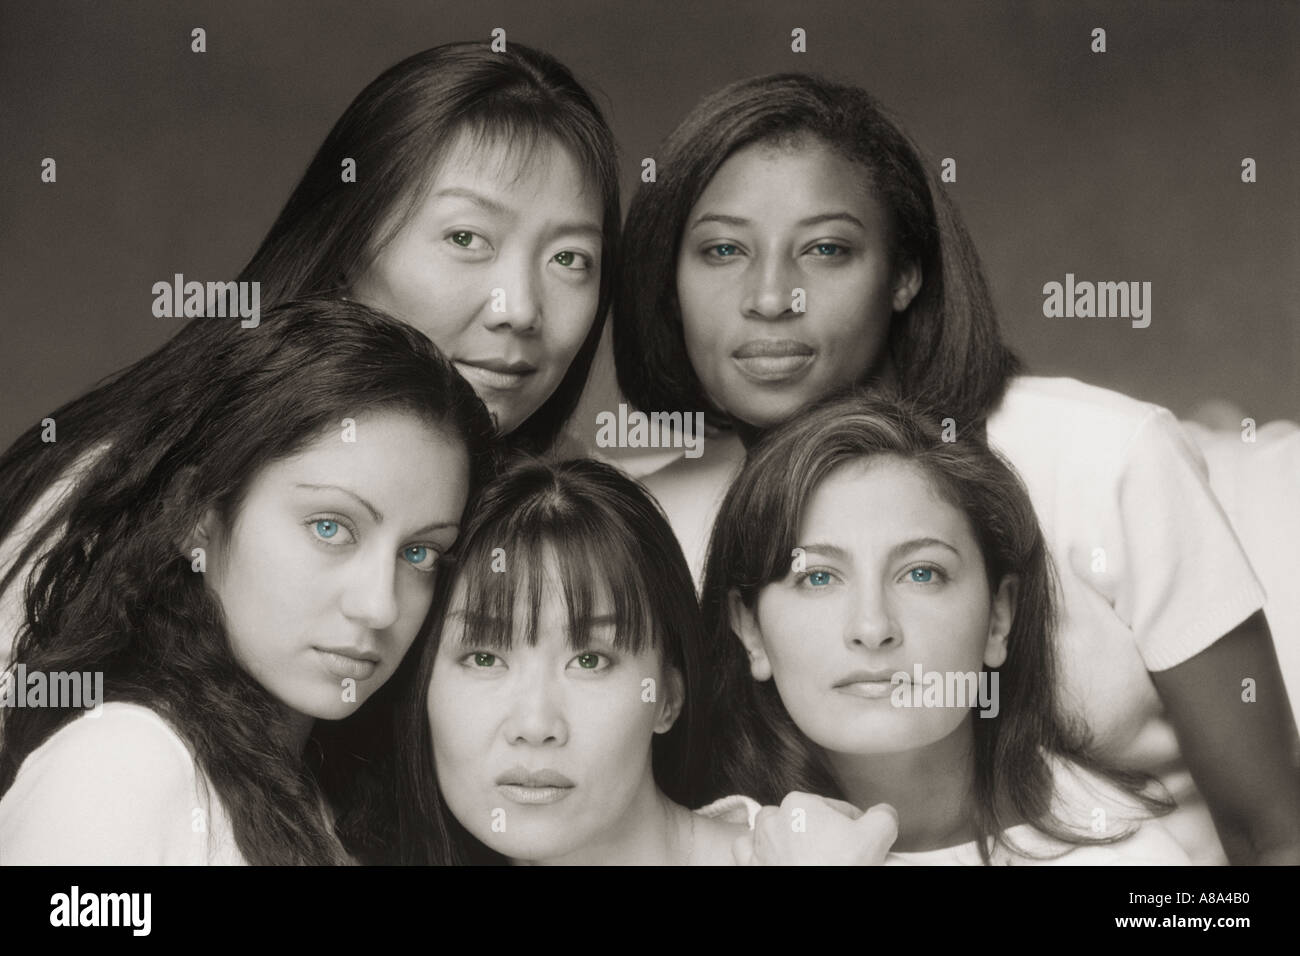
732, 791, 899, 865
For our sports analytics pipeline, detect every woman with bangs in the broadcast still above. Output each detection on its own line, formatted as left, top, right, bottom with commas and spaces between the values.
393, 458, 751, 865
2, 40, 620, 669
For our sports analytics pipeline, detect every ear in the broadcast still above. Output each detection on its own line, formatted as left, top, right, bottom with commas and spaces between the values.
727, 589, 772, 682
984, 574, 1017, 668
891, 258, 923, 313
653, 664, 686, 735
180, 507, 221, 561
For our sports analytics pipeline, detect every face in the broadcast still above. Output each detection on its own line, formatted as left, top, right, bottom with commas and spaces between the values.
428, 549, 681, 863
676, 139, 921, 429
200, 410, 470, 723
352, 133, 604, 436
731, 456, 1013, 756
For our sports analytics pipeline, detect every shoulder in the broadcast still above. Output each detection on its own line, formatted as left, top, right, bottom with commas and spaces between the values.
0, 702, 216, 864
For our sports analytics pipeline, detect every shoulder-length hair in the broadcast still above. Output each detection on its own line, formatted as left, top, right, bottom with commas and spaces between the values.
0, 298, 497, 865
614, 73, 1019, 433
393, 457, 710, 864
241, 41, 621, 454
698, 389, 1171, 863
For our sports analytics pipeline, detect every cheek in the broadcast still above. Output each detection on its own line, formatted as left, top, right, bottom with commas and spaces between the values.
213, 527, 321, 658
360, 248, 482, 348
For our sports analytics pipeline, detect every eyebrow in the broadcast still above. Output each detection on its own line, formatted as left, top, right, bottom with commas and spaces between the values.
432, 187, 601, 243
294, 483, 459, 536
797, 537, 962, 564
688, 211, 867, 231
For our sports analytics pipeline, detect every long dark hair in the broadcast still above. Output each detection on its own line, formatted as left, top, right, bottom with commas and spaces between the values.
614, 73, 1019, 434
699, 390, 1171, 863
0, 298, 497, 865
393, 457, 710, 864
241, 41, 621, 454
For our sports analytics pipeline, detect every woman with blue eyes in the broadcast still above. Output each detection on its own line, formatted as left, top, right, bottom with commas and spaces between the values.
391, 458, 758, 865
0, 299, 495, 863
0, 39, 617, 660
613, 73, 1300, 865
696, 392, 1191, 864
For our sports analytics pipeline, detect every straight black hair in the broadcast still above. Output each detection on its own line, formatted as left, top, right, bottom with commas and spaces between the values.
241, 41, 621, 454
392, 457, 710, 864
699, 389, 1172, 863
614, 73, 1019, 435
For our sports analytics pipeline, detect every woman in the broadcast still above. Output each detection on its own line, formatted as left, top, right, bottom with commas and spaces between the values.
699, 392, 1188, 864
394, 458, 749, 865
1, 40, 619, 664
0, 299, 495, 864
612, 73, 1300, 864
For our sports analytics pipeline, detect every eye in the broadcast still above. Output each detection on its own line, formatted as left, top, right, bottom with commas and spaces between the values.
447, 230, 490, 252
795, 568, 838, 589
568, 651, 611, 672
807, 242, 848, 257
461, 651, 504, 669
308, 516, 356, 546
705, 242, 742, 260
902, 564, 946, 585
552, 250, 592, 270
401, 545, 440, 573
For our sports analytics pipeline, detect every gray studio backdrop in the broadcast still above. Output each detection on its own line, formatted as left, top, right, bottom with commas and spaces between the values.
2, 0, 1296, 451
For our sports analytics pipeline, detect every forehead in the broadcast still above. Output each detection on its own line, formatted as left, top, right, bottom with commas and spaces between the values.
425, 128, 598, 211
690, 138, 881, 223
799, 456, 975, 552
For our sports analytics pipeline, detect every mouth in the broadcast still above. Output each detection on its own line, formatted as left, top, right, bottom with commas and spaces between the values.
833, 670, 907, 700
495, 767, 576, 806
313, 646, 380, 682
454, 358, 537, 391
731, 340, 815, 383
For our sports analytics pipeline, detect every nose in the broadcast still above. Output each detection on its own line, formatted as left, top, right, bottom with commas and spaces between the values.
741, 252, 798, 321
339, 551, 400, 632
486, 253, 541, 333
845, 580, 900, 651
504, 668, 568, 746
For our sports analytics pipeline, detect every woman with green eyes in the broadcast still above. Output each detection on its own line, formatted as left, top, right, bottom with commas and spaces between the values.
697, 392, 1190, 865
0, 299, 495, 864
392, 457, 760, 865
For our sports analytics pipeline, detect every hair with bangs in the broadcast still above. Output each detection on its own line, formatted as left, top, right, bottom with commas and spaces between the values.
613, 72, 1019, 434
240, 40, 621, 454
697, 389, 1172, 863
391, 457, 709, 864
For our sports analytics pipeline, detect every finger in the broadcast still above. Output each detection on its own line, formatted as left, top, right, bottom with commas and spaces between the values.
820, 796, 865, 820
732, 832, 756, 866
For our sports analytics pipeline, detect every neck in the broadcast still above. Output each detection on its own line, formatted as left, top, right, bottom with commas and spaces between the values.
514, 770, 692, 866
283, 709, 316, 755
824, 718, 979, 852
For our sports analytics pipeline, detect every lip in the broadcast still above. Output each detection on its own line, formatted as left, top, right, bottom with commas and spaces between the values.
833, 669, 907, 700
731, 340, 815, 384
495, 767, 576, 806
314, 646, 380, 681
454, 358, 537, 391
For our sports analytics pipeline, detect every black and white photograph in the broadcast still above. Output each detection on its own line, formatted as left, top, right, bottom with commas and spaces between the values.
0, 0, 1296, 927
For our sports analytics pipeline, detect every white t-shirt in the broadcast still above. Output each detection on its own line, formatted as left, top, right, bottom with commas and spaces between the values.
646, 377, 1268, 864
697, 759, 1191, 866
0, 701, 247, 865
